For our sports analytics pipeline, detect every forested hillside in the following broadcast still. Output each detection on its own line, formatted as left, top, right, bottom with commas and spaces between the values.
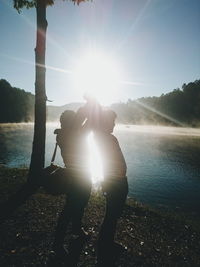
0, 78, 200, 126
0, 79, 34, 123
111, 80, 200, 127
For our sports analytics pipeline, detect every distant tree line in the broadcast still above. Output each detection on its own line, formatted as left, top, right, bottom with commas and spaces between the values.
0, 79, 34, 122
111, 80, 200, 127
0, 78, 200, 126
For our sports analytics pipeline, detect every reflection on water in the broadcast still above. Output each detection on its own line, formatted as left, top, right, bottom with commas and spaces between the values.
0, 123, 34, 167
0, 123, 200, 213
116, 126, 200, 213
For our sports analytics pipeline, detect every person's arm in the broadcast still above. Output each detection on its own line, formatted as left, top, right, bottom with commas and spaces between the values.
75, 98, 102, 131
83, 97, 102, 130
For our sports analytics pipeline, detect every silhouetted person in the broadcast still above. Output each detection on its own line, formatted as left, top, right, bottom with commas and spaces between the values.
94, 110, 128, 266
52, 108, 92, 261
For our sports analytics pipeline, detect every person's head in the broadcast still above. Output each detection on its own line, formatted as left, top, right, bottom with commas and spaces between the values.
99, 110, 117, 133
60, 110, 76, 130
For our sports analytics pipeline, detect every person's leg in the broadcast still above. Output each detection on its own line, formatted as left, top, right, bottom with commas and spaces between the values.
99, 179, 128, 243
98, 193, 117, 244
97, 192, 117, 266
53, 195, 73, 252
97, 179, 128, 264
71, 179, 92, 236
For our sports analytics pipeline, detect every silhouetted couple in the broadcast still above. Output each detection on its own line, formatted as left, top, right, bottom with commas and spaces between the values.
52, 100, 128, 266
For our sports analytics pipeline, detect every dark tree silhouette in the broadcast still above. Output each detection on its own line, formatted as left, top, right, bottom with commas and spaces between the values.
0, 0, 88, 222
1, 79, 199, 126
13, 0, 88, 185
111, 80, 200, 127
0, 79, 34, 122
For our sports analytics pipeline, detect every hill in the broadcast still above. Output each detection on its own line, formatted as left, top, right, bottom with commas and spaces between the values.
0, 79, 34, 123
111, 80, 200, 127
47, 102, 82, 121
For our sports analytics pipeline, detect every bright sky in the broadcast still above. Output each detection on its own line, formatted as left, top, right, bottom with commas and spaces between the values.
0, 0, 200, 106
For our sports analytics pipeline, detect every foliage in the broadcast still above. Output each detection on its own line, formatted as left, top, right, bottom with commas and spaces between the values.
13, 0, 89, 12
0, 79, 34, 123
111, 80, 200, 127
1, 79, 200, 126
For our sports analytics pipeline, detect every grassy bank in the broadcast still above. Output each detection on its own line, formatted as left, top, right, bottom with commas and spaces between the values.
0, 166, 200, 266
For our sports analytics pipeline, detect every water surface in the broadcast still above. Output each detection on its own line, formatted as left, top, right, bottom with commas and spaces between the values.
0, 123, 200, 213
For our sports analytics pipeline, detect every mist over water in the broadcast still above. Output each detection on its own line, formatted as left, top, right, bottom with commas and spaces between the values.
115, 125, 200, 213
0, 123, 200, 214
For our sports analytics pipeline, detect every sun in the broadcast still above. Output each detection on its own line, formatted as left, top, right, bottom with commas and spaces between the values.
72, 51, 122, 105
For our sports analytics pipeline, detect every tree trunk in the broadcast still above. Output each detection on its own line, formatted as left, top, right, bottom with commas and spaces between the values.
0, 1, 47, 222
28, 0, 47, 183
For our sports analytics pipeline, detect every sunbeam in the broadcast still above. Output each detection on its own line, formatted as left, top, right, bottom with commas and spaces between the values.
0, 51, 150, 105
120, 80, 147, 86
136, 100, 187, 127
0, 53, 73, 75
112, 0, 152, 53
88, 132, 103, 184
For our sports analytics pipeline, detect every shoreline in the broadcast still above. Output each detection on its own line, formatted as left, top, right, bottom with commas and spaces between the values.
0, 166, 200, 266
1, 164, 200, 218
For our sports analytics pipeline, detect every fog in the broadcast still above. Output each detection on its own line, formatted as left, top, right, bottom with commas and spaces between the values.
116, 124, 200, 137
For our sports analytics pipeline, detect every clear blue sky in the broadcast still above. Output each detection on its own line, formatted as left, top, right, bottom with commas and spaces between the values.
0, 0, 200, 105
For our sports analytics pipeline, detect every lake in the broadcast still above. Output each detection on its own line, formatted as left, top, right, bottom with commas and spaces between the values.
0, 123, 200, 214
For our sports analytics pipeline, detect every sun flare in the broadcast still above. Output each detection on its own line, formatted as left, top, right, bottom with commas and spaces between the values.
72, 51, 122, 105
87, 132, 103, 184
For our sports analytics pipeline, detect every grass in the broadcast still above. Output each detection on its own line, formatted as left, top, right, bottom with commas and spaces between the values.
0, 166, 200, 266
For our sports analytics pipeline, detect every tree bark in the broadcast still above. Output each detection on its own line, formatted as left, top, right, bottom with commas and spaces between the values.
0, 1, 48, 222
28, 0, 47, 183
